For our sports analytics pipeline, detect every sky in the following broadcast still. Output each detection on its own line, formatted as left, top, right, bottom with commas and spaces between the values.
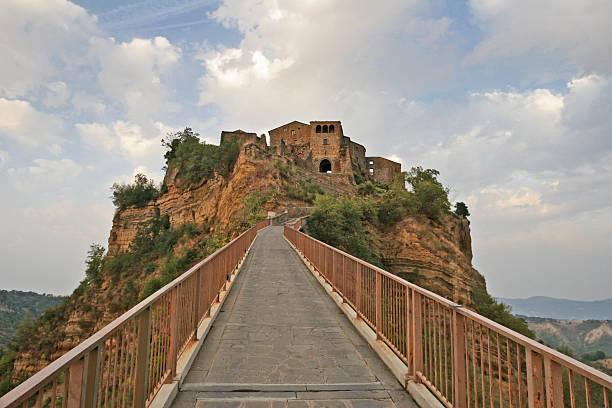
0, 0, 611, 301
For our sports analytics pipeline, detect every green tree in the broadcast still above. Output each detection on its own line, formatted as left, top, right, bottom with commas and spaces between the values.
308, 195, 379, 265
111, 174, 159, 210
84, 244, 105, 286
454, 201, 470, 218
162, 127, 200, 167
404, 167, 450, 220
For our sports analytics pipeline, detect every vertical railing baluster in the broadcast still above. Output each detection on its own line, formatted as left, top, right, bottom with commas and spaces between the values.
83, 346, 100, 408
544, 357, 564, 408
413, 291, 423, 378
133, 308, 151, 408
453, 310, 467, 408
526, 349, 545, 408
375, 272, 382, 340
67, 358, 84, 408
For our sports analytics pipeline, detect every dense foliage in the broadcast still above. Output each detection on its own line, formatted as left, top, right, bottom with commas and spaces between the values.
308, 195, 380, 266
162, 128, 240, 185
454, 201, 470, 218
0, 291, 63, 349
111, 174, 159, 210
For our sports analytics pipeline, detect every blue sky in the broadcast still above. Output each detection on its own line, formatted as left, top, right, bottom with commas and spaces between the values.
1, 0, 611, 301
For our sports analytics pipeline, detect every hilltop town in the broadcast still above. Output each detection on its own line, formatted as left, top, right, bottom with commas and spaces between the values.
220, 120, 401, 185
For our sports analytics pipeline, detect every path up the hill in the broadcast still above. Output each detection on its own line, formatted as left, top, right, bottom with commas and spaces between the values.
171, 226, 416, 407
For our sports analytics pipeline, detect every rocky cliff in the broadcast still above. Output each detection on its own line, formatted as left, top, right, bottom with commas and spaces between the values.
374, 215, 484, 308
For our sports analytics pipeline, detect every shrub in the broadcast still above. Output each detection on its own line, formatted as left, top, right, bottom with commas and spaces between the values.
84, 244, 105, 286
240, 190, 272, 227
285, 179, 324, 204
140, 277, 163, 300
111, 174, 159, 210
582, 350, 605, 361
274, 159, 293, 179
308, 195, 379, 265
454, 201, 470, 218
163, 128, 240, 185
413, 180, 450, 220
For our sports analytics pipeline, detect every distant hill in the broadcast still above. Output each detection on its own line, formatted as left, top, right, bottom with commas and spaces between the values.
498, 296, 612, 320
0, 290, 63, 348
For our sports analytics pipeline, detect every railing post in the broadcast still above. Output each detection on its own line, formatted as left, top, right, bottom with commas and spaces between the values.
452, 310, 467, 408
134, 307, 151, 408
412, 291, 423, 379
356, 264, 362, 319
67, 358, 84, 408
82, 347, 100, 407
544, 357, 564, 408
375, 272, 382, 340
341, 255, 346, 300
526, 348, 545, 408
167, 287, 179, 381
194, 267, 202, 338
406, 286, 412, 377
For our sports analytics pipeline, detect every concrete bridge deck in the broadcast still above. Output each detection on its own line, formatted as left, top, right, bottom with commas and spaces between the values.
171, 226, 417, 408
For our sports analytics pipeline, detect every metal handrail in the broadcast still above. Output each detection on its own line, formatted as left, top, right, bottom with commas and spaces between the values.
284, 225, 612, 408
0, 219, 270, 408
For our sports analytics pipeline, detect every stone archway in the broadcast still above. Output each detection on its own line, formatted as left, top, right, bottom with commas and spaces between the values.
319, 159, 332, 173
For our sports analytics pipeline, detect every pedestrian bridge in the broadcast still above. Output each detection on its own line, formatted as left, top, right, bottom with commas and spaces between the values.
1, 221, 611, 408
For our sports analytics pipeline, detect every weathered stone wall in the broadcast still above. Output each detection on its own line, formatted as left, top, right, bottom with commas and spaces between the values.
349, 141, 368, 176
367, 156, 401, 185
269, 121, 310, 155
221, 130, 267, 148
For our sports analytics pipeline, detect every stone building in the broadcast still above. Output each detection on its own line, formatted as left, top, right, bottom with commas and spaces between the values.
267, 120, 401, 185
220, 129, 267, 149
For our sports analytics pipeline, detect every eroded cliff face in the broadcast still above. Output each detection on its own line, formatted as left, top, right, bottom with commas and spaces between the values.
374, 215, 485, 308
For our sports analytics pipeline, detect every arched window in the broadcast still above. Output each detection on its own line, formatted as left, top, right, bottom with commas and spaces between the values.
329, 124, 335, 133
316, 125, 321, 133
322, 124, 328, 133
319, 159, 332, 173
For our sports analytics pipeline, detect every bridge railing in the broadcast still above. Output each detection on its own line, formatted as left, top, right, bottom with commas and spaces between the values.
284, 225, 612, 408
0, 219, 269, 408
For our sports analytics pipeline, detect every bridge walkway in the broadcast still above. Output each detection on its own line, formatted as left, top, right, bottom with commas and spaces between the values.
171, 226, 417, 407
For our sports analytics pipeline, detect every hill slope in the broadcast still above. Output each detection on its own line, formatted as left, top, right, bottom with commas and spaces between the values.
500, 296, 612, 319
0, 290, 63, 348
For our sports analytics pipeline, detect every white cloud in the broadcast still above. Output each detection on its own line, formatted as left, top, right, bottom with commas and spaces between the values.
0, 149, 9, 166
42, 81, 70, 108
0, 98, 63, 147
76, 120, 175, 159
466, 0, 612, 74
76, 122, 116, 151
7, 158, 82, 190
198, 0, 457, 131
0, 0, 98, 98
71, 92, 106, 118
93, 36, 182, 119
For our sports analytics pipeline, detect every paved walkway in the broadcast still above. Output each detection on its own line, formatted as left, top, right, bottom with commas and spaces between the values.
171, 226, 417, 408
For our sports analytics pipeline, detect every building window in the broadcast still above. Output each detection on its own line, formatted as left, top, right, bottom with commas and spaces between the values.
316, 125, 322, 133
319, 159, 332, 173
322, 124, 328, 133
369, 160, 374, 165
369, 168, 374, 174
329, 124, 335, 133
323, 138, 328, 145
291, 129, 295, 135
